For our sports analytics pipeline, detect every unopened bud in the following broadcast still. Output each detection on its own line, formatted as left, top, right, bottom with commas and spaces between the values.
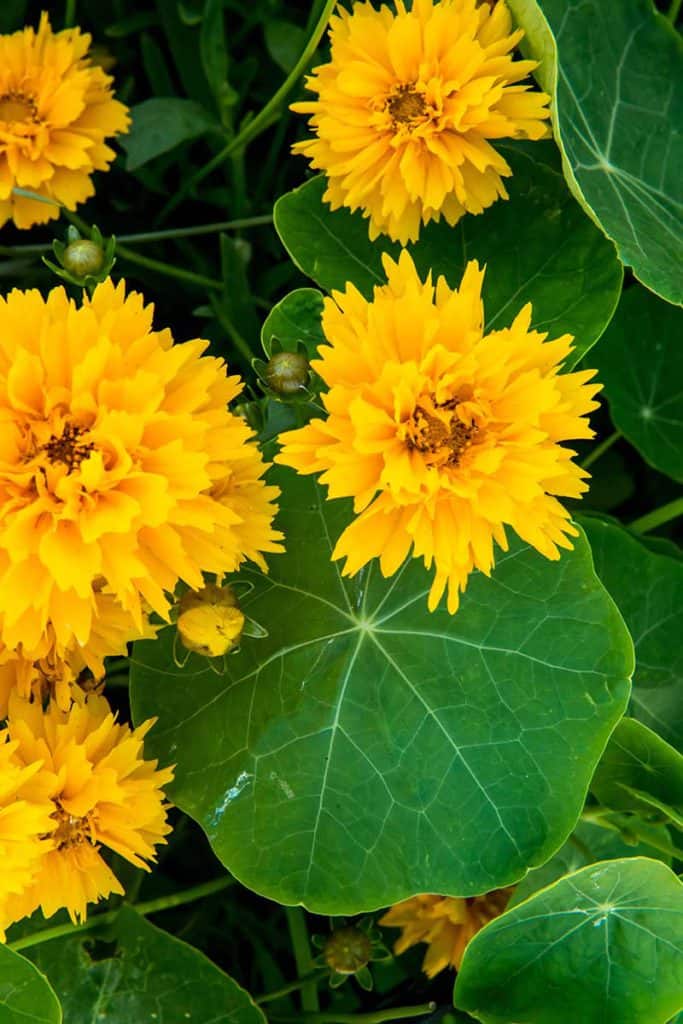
265, 351, 310, 397
323, 927, 373, 976
177, 584, 245, 658
62, 239, 105, 278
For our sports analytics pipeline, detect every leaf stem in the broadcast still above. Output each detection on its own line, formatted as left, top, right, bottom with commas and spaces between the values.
256, 970, 325, 1005
629, 497, 683, 535
286, 907, 320, 1013
115, 243, 223, 291
8, 875, 234, 953
580, 429, 621, 470
667, 0, 683, 22
270, 1003, 437, 1023
158, 0, 337, 222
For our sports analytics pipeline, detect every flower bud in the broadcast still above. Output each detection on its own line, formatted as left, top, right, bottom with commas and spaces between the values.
264, 351, 310, 397
323, 926, 373, 975
176, 583, 245, 658
62, 239, 105, 278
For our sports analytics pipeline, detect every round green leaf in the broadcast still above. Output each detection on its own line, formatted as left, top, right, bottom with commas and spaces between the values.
589, 286, 683, 481
591, 717, 683, 830
455, 858, 683, 1024
131, 467, 631, 913
260, 288, 325, 358
28, 907, 264, 1024
274, 145, 622, 366
509, 0, 683, 305
581, 516, 683, 750
0, 946, 60, 1024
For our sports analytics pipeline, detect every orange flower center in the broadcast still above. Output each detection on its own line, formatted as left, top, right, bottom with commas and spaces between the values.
405, 396, 480, 468
387, 85, 427, 126
0, 91, 39, 124
49, 802, 96, 850
42, 423, 96, 474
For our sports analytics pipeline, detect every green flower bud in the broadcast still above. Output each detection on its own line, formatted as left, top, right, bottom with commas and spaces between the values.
323, 926, 373, 976
264, 351, 310, 397
62, 239, 105, 278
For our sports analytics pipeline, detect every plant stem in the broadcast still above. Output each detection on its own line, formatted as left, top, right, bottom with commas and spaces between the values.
158, 0, 337, 222
271, 1003, 437, 1023
256, 970, 325, 1005
116, 243, 223, 291
286, 907, 319, 1013
580, 429, 621, 470
64, 0, 77, 27
580, 809, 683, 859
667, 0, 683, 23
629, 497, 683, 535
8, 876, 234, 953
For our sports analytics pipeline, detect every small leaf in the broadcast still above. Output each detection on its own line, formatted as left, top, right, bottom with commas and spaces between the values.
274, 146, 623, 366
589, 285, 683, 482
591, 718, 683, 829
131, 466, 631, 913
455, 858, 683, 1024
260, 288, 325, 359
0, 944, 61, 1024
122, 98, 219, 171
201, 0, 237, 122
508, 0, 683, 305
264, 20, 307, 73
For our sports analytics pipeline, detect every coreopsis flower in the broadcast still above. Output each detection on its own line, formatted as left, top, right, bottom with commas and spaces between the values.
0, 733, 54, 936
0, 13, 129, 230
276, 251, 600, 614
0, 690, 173, 930
0, 279, 283, 662
380, 890, 512, 976
292, 0, 550, 243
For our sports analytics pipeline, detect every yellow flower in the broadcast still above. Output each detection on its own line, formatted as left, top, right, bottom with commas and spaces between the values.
277, 251, 600, 614
0, 732, 54, 935
0, 13, 129, 230
292, 0, 550, 243
0, 279, 283, 662
0, 690, 173, 931
380, 890, 512, 976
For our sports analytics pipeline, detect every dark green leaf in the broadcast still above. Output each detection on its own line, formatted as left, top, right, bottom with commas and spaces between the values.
0, 945, 60, 1024
122, 98, 219, 171
508, 0, 683, 305
131, 466, 631, 913
581, 516, 683, 750
274, 147, 622, 366
264, 20, 307, 73
260, 288, 325, 358
590, 285, 683, 481
591, 718, 683, 829
455, 858, 683, 1024
201, 0, 237, 122
28, 907, 264, 1024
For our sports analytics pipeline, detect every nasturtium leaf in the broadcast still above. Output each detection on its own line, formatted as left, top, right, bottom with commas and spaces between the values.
274, 146, 622, 366
121, 98, 219, 171
508, 0, 683, 305
581, 516, 683, 750
591, 718, 683, 830
131, 467, 631, 913
28, 907, 264, 1024
260, 288, 325, 358
589, 286, 683, 481
0, 945, 60, 1024
455, 858, 683, 1024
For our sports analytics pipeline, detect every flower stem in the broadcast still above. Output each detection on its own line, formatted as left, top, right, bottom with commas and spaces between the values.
158, 0, 337, 222
580, 429, 621, 470
8, 875, 234, 953
64, 0, 77, 27
286, 907, 319, 1013
270, 1003, 437, 1023
115, 244, 223, 291
629, 497, 683, 535
667, 0, 683, 22
256, 970, 325, 1005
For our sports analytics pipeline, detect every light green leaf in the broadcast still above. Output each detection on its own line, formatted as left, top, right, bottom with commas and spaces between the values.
274, 146, 622, 366
28, 907, 264, 1024
455, 858, 683, 1024
0, 945, 60, 1024
121, 98, 219, 171
131, 466, 631, 913
589, 285, 683, 481
508, 0, 683, 305
581, 516, 683, 750
260, 288, 325, 358
591, 718, 683, 830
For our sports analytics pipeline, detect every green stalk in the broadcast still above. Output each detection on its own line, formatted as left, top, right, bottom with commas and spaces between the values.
285, 907, 320, 1013
115, 243, 223, 291
629, 497, 683, 535
64, 0, 77, 27
270, 1004, 437, 1024
256, 970, 325, 1005
580, 429, 621, 470
8, 876, 234, 953
667, 0, 683, 23
158, 0, 337, 222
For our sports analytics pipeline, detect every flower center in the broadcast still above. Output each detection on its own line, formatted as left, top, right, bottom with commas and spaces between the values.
49, 802, 95, 850
42, 423, 95, 474
387, 85, 427, 125
405, 397, 479, 468
0, 91, 39, 124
